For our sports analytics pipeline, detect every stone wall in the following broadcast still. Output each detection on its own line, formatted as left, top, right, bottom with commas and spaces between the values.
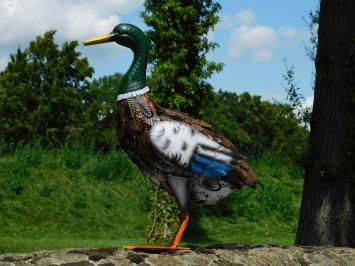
0, 244, 354, 265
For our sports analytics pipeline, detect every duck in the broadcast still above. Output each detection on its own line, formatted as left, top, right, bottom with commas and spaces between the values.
84, 23, 262, 251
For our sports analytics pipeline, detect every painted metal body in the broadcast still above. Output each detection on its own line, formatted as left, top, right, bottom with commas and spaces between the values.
117, 94, 253, 208
84, 23, 261, 249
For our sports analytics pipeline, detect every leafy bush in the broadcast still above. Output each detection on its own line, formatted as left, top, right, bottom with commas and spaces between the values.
0, 31, 94, 145
0, 142, 150, 253
0, 32, 120, 150
142, 0, 223, 116
0, 143, 303, 253
202, 90, 309, 164
57, 143, 92, 170
86, 149, 140, 182
189, 152, 303, 243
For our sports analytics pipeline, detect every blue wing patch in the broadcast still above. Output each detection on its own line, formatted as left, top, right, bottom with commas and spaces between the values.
191, 155, 232, 177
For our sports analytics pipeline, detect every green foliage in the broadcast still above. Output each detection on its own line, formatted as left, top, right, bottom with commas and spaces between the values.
141, 0, 223, 116
87, 149, 139, 182
0, 142, 150, 254
282, 59, 312, 126
85, 73, 124, 149
302, 3, 319, 95
303, 4, 320, 62
88, 73, 123, 116
0, 145, 303, 253
146, 187, 180, 243
230, 154, 301, 223
0, 4, 311, 250
0, 31, 121, 149
141, 0, 223, 242
202, 90, 309, 164
188, 152, 303, 245
0, 31, 94, 145
57, 143, 91, 169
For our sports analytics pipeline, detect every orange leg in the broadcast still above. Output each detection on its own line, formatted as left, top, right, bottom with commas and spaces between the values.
169, 212, 189, 248
124, 212, 191, 251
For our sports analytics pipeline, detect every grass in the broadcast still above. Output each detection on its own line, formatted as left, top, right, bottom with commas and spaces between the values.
0, 143, 304, 254
184, 153, 304, 246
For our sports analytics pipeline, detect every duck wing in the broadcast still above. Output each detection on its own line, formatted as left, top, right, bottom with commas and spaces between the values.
155, 105, 236, 151
151, 106, 261, 188
150, 120, 244, 178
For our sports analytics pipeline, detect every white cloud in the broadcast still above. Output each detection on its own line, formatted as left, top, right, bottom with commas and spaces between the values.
225, 9, 301, 63
302, 95, 314, 110
207, 29, 215, 42
228, 45, 242, 60
218, 10, 254, 29
227, 10, 277, 62
235, 10, 254, 25
218, 15, 234, 29
280, 26, 298, 39
228, 11, 277, 62
232, 25, 277, 48
0, 0, 144, 72
0, 0, 143, 46
252, 48, 273, 62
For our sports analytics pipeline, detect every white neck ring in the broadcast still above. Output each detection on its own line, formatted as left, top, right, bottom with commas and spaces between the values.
117, 86, 150, 101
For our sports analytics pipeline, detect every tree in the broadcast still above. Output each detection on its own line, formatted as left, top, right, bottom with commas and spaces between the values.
202, 90, 309, 164
0, 31, 99, 146
282, 59, 311, 127
296, 0, 355, 246
304, 6, 319, 63
87, 73, 124, 149
141, 0, 222, 242
141, 0, 223, 116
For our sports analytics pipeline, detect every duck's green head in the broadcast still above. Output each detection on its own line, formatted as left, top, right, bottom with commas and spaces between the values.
84, 23, 149, 100
84, 23, 148, 52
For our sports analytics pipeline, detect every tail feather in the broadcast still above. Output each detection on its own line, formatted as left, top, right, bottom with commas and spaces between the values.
225, 160, 262, 189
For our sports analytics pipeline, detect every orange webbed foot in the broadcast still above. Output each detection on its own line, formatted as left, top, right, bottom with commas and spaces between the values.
124, 212, 191, 252
123, 245, 191, 251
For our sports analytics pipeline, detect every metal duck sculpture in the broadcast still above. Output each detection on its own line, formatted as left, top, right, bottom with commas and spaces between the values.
84, 23, 262, 251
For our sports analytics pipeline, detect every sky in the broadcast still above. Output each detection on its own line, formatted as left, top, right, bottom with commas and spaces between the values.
0, 0, 318, 105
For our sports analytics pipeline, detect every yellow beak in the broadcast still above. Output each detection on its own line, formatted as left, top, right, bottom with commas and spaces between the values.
84, 33, 114, 46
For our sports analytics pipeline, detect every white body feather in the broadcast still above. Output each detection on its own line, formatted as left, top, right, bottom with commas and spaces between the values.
149, 120, 235, 167
149, 120, 239, 205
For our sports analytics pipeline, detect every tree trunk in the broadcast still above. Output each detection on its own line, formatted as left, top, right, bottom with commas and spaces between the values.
295, 0, 355, 246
